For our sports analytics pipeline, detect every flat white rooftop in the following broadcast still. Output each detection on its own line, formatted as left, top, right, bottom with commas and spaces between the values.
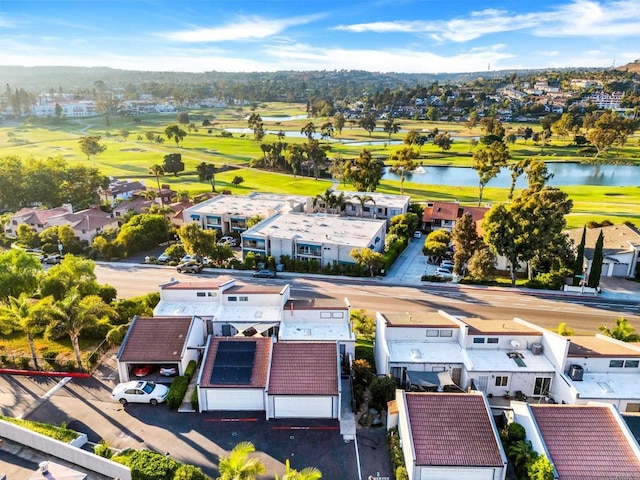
246, 212, 386, 248
185, 193, 306, 218
279, 322, 354, 342
340, 190, 410, 209
220, 306, 282, 323
568, 372, 640, 400
465, 349, 555, 373
388, 341, 465, 364
154, 301, 220, 317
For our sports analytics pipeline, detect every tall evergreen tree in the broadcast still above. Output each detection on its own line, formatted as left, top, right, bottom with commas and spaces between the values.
573, 226, 586, 276
588, 230, 604, 288
451, 212, 479, 275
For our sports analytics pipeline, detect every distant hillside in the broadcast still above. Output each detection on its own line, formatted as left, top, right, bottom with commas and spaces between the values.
617, 60, 640, 73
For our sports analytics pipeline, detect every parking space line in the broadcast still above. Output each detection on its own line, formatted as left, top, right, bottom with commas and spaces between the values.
204, 417, 258, 422
271, 425, 340, 430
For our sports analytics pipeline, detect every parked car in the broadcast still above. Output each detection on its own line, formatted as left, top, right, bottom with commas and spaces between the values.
42, 254, 63, 265
159, 365, 177, 376
413, 231, 423, 239
111, 381, 169, 405
253, 269, 277, 278
440, 260, 454, 269
217, 236, 238, 247
180, 254, 202, 263
177, 261, 203, 274
157, 252, 170, 263
132, 364, 153, 377
434, 267, 454, 277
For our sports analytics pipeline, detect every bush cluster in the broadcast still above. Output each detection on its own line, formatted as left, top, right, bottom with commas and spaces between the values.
166, 376, 189, 410
112, 448, 211, 480
184, 360, 197, 381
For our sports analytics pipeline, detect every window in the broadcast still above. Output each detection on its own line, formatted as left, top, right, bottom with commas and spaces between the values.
426, 330, 439, 337
228, 296, 237, 302
487, 337, 499, 344
320, 312, 331, 318
332, 312, 344, 318
239, 296, 248, 302
473, 337, 485, 344
495, 376, 508, 387
196, 292, 206, 297
439, 330, 452, 337
610, 360, 624, 368
207, 292, 215, 297
625, 360, 639, 368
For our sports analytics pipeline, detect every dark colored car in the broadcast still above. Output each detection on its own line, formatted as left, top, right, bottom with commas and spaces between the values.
42, 254, 64, 264
132, 364, 153, 377
253, 269, 277, 278
177, 262, 203, 274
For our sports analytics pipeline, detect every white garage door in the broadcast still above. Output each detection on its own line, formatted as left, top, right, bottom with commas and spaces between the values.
273, 396, 335, 418
419, 467, 496, 480
205, 388, 264, 411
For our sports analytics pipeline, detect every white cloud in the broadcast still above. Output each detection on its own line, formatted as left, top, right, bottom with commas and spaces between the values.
161, 14, 322, 43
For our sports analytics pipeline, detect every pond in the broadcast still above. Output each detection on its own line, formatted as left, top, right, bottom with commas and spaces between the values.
224, 128, 335, 141
245, 114, 308, 122
383, 163, 640, 187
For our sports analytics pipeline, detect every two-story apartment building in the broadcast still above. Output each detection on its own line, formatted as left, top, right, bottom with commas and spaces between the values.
242, 212, 387, 267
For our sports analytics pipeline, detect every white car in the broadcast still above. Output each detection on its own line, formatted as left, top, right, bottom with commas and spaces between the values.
217, 236, 238, 247
110, 381, 169, 405
434, 267, 454, 277
157, 252, 170, 263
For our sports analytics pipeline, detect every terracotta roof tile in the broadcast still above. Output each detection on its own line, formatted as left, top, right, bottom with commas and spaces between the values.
530, 405, 640, 480
118, 316, 192, 362
199, 336, 272, 388
268, 342, 338, 395
405, 393, 503, 467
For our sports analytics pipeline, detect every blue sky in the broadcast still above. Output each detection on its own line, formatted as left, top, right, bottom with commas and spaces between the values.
1, 0, 639, 73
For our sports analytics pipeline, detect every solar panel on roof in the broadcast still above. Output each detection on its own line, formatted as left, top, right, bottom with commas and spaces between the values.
210, 341, 257, 385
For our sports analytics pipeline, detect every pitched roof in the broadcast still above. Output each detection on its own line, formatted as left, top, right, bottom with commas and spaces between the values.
530, 405, 640, 480
566, 224, 640, 260
568, 335, 640, 358
422, 202, 461, 222
404, 393, 503, 467
12, 206, 72, 224
118, 316, 192, 362
199, 336, 272, 389
268, 342, 338, 395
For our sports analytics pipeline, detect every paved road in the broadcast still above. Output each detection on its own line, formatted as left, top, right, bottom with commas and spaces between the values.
96, 262, 640, 335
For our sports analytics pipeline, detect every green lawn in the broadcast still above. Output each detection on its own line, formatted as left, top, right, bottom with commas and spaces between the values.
2, 102, 639, 228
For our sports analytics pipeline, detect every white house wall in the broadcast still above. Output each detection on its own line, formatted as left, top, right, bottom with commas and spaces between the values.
385, 326, 460, 342
201, 388, 264, 411
469, 371, 553, 398
161, 288, 224, 303
285, 308, 348, 324
268, 395, 338, 419
511, 402, 549, 457
463, 334, 541, 350
375, 313, 390, 375
395, 391, 418, 480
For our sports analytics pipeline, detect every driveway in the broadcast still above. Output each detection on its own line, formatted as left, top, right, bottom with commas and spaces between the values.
385, 235, 428, 282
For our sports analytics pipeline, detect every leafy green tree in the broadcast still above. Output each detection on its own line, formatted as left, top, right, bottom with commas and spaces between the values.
369, 375, 397, 408
451, 212, 480, 275
46, 289, 117, 371
148, 164, 165, 205
40, 254, 100, 300
0, 294, 55, 370
527, 455, 554, 480
347, 149, 383, 192
466, 246, 496, 280
178, 222, 218, 259
599, 317, 639, 342
557, 322, 574, 336
383, 118, 400, 139
472, 141, 510, 206
351, 309, 375, 339
284, 144, 305, 177
359, 113, 376, 137
78, 136, 107, 163
333, 113, 345, 135
423, 229, 451, 260
144, 131, 156, 142
350, 248, 384, 276
16, 224, 39, 248
304, 139, 328, 179
0, 250, 42, 302
588, 230, 604, 288
389, 147, 418, 195
163, 153, 185, 177
586, 111, 638, 160
479, 116, 505, 144
552, 113, 576, 140
426, 106, 438, 121
300, 122, 316, 141
247, 113, 264, 142
433, 132, 452, 151
573, 226, 587, 276
174, 464, 210, 480
164, 124, 187, 147
217, 441, 266, 480
177, 112, 190, 124
119, 129, 130, 141
232, 175, 244, 187
196, 162, 217, 191
116, 214, 171, 255
508, 440, 536, 478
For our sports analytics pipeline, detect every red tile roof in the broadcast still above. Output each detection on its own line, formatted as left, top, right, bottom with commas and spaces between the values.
199, 336, 272, 388
530, 405, 640, 480
422, 202, 460, 222
268, 342, 338, 395
118, 316, 192, 362
404, 393, 503, 467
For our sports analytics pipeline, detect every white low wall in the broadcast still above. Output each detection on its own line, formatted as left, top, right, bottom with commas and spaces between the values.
564, 285, 599, 295
0, 419, 131, 480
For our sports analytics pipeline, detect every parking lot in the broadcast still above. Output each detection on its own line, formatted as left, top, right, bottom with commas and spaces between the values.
0, 351, 390, 479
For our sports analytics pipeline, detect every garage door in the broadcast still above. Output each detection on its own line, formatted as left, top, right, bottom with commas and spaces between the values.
419, 466, 496, 480
205, 388, 264, 411
612, 262, 629, 277
273, 396, 335, 418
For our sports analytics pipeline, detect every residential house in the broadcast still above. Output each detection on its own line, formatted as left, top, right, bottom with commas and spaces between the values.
242, 212, 386, 267
134, 183, 177, 205
313, 190, 410, 223
390, 391, 507, 480
99, 178, 145, 206
112, 199, 152, 219
4, 205, 73, 238
45, 206, 118, 244
512, 403, 640, 480
421, 201, 489, 232
566, 224, 640, 278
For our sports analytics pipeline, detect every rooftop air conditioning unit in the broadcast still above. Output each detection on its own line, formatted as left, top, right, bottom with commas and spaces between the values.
531, 343, 543, 355
569, 364, 584, 381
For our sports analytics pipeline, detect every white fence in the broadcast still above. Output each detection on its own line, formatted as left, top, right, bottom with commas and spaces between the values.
0, 419, 131, 480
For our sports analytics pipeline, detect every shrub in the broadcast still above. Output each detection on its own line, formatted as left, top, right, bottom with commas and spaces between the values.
112, 449, 179, 480
184, 360, 197, 381
369, 376, 397, 410
94, 440, 114, 459
190, 387, 199, 411
501, 422, 526, 447
42, 349, 60, 370
353, 359, 374, 386
166, 376, 189, 410
421, 274, 448, 282
174, 464, 210, 480
387, 427, 406, 471
0, 415, 79, 443
106, 324, 128, 346
395, 466, 409, 480
17, 357, 30, 369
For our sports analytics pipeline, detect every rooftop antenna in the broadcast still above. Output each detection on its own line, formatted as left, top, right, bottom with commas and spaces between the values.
488, 62, 491, 71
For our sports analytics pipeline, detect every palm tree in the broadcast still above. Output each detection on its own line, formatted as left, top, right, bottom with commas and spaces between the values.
352, 194, 376, 217
508, 439, 536, 477
0, 294, 55, 370
46, 289, 116, 372
275, 459, 322, 480
217, 441, 266, 480
599, 317, 640, 342
148, 164, 165, 205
